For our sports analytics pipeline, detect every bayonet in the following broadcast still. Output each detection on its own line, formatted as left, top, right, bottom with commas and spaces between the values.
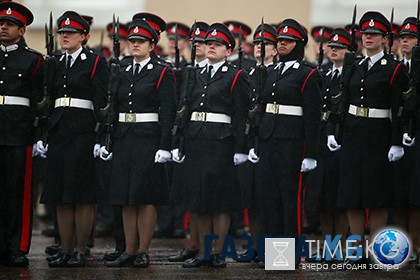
317, 26, 325, 70
389, 7, 394, 55
238, 25, 243, 69
260, 18, 265, 66
175, 23, 180, 69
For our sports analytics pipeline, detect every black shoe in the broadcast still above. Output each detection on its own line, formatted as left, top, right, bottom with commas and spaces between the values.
237, 250, 258, 263
8, 252, 29, 267
168, 248, 199, 262
45, 243, 61, 255
103, 249, 123, 261
211, 253, 227, 268
105, 252, 136, 267
182, 253, 208, 268
46, 248, 64, 262
67, 251, 87, 267
133, 252, 150, 268
48, 253, 71, 268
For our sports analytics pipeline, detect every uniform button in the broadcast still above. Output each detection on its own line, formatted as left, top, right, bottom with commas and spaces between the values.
204, 86, 207, 89
201, 94, 205, 97
200, 102, 203, 106
2, 67, 5, 70
326, 88, 330, 92
323, 104, 326, 108
252, 98, 256, 101
361, 96, 364, 99
361, 79, 364, 82
130, 84, 133, 87
128, 93, 132, 96
63, 85, 66, 88
4, 54, 8, 57
129, 101, 132, 105
272, 93, 275, 96
324, 96, 327, 99
0, 81, 3, 84
273, 83, 276, 86
18, 73, 22, 77
360, 88, 363, 91
64, 76, 66, 79
252, 89, 256, 92
129, 110, 133, 113
273, 101, 277, 104
360, 104, 364, 107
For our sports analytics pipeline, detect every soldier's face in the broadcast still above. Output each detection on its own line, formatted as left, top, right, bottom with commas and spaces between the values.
362, 33, 386, 53
329, 46, 346, 63
59, 32, 86, 52
195, 41, 206, 59
277, 39, 296, 56
205, 40, 231, 63
129, 39, 154, 61
0, 20, 24, 45
400, 34, 417, 56
254, 42, 277, 62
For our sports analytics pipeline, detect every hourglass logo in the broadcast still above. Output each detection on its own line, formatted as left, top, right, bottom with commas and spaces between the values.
265, 238, 295, 270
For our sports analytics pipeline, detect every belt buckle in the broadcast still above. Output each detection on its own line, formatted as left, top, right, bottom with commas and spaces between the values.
270, 104, 279, 114
0, 95, 4, 105
356, 106, 368, 117
195, 112, 206, 121
60, 97, 71, 107
125, 113, 136, 122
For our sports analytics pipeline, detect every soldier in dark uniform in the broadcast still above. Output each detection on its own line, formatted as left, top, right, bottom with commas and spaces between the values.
172, 22, 250, 268
237, 23, 278, 262
306, 29, 351, 261
101, 19, 176, 268
168, 21, 209, 263
310, 26, 333, 72
344, 24, 365, 58
106, 21, 129, 60
165, 22, 190, 68
224, 20, 256, 72
37, 11, 109, 267
327, 11, 409, 262
0, 1, 43, 267
248, 19, 322, 267
397, 17, 420, 267
388, 23, 402, 58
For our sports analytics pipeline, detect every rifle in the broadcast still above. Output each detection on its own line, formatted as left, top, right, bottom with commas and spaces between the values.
172, 22, 198, 157
36, 11, 54, 146
238, 25, 243, 69
331, 4, 357, 144
317, 27, 325, 70
175, 24, 180, 69
388, 8, 395, 55
100, 14, 121, 152
249, 18, 267, 156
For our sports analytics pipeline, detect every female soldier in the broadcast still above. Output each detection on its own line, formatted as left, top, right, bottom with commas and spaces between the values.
101, 19, 176, 268
172, 23, 250, 268
38, 11, 109, 267
327, 11, 409, 262
248, 19, 322, 267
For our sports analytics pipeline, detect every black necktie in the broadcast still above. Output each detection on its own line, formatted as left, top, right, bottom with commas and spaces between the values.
134, 63, 141, 76
362, 57, 370, 73
207, 65, 213, 84
405, 61, 410, 73
277, 62, 285, 79
66, 55, 72, 69
331, 69, 339, 81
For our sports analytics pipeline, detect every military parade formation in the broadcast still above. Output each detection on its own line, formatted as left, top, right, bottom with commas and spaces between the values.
0, 0, 420, 272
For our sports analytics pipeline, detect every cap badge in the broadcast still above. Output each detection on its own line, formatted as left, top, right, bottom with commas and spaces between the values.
228, 24, 234, 31
259, 31, 263, 37
65, 18, 70, 25
333, 34, 338, 41
134, 26, 139, 33
211, 29, 217, 36
6, 8, 11, 15
171, 26, 176, 32
195, 28, 200, 35
405, 23, 410, 30
283, 26, 288, 33
369, 19, 374, 27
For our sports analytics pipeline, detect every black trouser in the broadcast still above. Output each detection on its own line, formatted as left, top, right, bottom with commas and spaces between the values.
0, 145, 33, 255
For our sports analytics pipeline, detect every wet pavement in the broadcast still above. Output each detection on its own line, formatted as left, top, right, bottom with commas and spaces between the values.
0, 230, 419, 280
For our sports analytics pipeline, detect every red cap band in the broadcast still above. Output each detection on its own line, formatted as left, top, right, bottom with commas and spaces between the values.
279, 26, 303, 39
0, 8, 27, 25
361, 20, 388, 33
255, 31, 276, 42
60, 18, 85, 31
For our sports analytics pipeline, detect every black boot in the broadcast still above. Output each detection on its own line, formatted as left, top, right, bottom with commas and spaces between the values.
133, 252, 150, 268
211, 253, 227, 268
182, 253, 209, 268
105, 252, 136, 267
48, 253, 71, 268
168, 248, 199, 262
67, 251, 87, 267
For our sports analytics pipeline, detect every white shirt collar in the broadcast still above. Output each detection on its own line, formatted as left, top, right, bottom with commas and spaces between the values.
367, 51, 384, 68
196, 59, 208, 68
275, 60, 297, 74
208, 60, 225, 77
332, 65, 343, 76
0, 44, 19, 52
66, 47, 83, 67
133, 57, 151, 71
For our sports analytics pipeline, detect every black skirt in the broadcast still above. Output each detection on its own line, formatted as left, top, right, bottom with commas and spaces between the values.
41, 122, 97, 204
108, 129, 168, 206
183, 134, 243, 213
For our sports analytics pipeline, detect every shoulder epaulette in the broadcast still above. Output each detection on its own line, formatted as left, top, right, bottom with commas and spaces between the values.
24, 46, 43, 56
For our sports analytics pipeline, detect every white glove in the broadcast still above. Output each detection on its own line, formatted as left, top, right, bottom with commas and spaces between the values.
99, 146, 113, 161
327, 135, 341, 152
301, 158, 317, 172
402, 133, 415, 147
248, 148, 260, 164
93, 144, 101, 158
32, 143, 40, 157
388, 145, 404, 162
34, 140, 48, 158
155, 149, 172, 163
171, 148, 185, 163
233, 153, 248, 165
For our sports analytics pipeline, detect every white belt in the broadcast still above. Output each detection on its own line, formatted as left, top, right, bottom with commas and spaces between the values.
348, 104, 390, 119
265, 103, 303, 116
190, 112, 231, 124
118, 113, 159, 123
0, 95, 30, 107
54, 97, 94, 110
